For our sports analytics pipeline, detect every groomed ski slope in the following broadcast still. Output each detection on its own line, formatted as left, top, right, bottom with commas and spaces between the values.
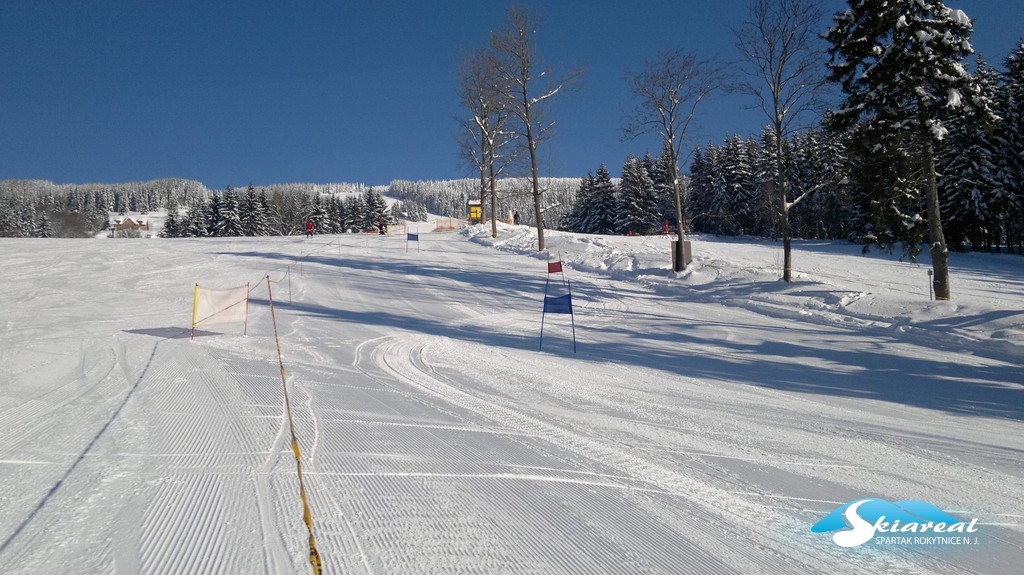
0, 224, 1021, 574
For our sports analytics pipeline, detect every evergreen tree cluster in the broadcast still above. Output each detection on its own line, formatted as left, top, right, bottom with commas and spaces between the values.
562, 11, 1022, 256
560, 152, 676, 235
688, 129, 849, 240
681, 40, 1024, 255
836, 44, 1024, 256
0, 178, 207, 238
387, 177, 580, 227
935, 48, 1024, 253
160, 186, 396, 238
391, 200, 429, 223
0, 179, 370, 239
824, 3, 1019, 259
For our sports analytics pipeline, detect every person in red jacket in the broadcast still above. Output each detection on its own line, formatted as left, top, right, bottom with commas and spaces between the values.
305, 218, 314, 238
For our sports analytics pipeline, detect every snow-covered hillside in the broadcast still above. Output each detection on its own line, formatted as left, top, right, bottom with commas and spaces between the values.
1, 224, 1021, 574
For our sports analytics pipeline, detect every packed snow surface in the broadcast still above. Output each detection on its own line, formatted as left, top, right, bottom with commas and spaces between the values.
1, 223, 1021, 574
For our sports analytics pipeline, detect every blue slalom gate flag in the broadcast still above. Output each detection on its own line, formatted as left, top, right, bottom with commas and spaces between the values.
539, 280, 576, 352
408, 233, 419, 241
543, 293, 572, 314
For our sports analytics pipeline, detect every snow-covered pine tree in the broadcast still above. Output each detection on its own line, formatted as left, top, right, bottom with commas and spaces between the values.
641, 152, 657, 187
241, 184, 271, 236
161, 211, 180, 238
204, 194, 223, 236
389, 201, 405, 224
939, 58, 1002, 251
18, 203, 36, 238
217, 187, 244, 237
618, 155, 660, 235
97, 190, 111, 215
326, 196, 345, 233
691, 144, 725, 234
256, 190, 274, 236
707, 142, 737, 235
404, 200, 416, 222
561, 174, 594, 233
717, 136, 758, 235
843, 120, 926, 257
184, 199, 210, 237
755, 127, 781, 239
825, 0, 996, 299
309, 194, 330, 234
345, 194, 367, 232
997, 41, 1024, 253
411, 201, 428, 222
363, 189, 390, 230
36, 212, 53, 238
0, 199, 16, 237
739, 136, 762, 234
581, 165, 620, 235
785, 132, 812, 237
801, 128, 851, 239
687, 147, 708, 233
652, 145, 677, 230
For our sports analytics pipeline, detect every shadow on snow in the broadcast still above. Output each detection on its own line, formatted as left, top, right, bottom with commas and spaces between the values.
237, 249, 1023, 423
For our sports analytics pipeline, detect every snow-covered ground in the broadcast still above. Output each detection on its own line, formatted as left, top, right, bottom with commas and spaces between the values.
1, 223, 1021, 574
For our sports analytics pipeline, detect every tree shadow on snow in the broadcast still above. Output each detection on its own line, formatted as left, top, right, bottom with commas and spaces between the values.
576, 309, 1024, 422
249, 297, 536, 353
234, 249, 1024, 423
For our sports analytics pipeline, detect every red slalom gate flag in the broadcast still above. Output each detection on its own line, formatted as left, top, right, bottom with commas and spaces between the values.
548, 261, 563, 274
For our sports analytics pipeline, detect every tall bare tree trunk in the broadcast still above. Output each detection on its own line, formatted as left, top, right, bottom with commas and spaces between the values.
529, 140, 545, 251
923, 138, 951, 300
733, 0, 828, 282
670, 160, 685, 271
777, 129, 793, 282
517, 59, 545, 251
479, 127, 488, 224
491, 6, 577, 253
489, 147, 498, 238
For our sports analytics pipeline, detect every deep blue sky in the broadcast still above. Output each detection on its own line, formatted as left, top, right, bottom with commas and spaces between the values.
2, 0, 1021, 189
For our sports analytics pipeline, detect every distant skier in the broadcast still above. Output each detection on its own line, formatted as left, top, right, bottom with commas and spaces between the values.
513, 211, 520, 225
305, 218, 314, 238
377, 216, 387, 235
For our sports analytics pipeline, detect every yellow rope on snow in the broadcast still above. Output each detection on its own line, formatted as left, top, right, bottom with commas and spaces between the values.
267, 275, 323, 575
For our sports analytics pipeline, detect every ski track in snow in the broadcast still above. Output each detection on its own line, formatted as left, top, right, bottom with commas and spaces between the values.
0, 228, 1021, 574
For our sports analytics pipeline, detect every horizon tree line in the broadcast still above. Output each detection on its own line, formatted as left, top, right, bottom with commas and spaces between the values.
160, 186, 408, 238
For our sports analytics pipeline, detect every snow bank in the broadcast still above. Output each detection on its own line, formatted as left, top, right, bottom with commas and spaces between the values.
464, 223, 1024, 362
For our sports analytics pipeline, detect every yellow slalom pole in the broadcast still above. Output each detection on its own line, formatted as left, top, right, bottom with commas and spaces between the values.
191, 284, 200, 340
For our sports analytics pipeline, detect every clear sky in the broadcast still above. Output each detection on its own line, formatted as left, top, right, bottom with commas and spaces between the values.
2, 0, 1021, 189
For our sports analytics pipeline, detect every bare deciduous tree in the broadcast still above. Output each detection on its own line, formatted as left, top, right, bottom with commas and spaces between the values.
623, 49, 724, 271
457, 47, 520, 238
734, 0, 830, 282
491, 5, 580, 251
